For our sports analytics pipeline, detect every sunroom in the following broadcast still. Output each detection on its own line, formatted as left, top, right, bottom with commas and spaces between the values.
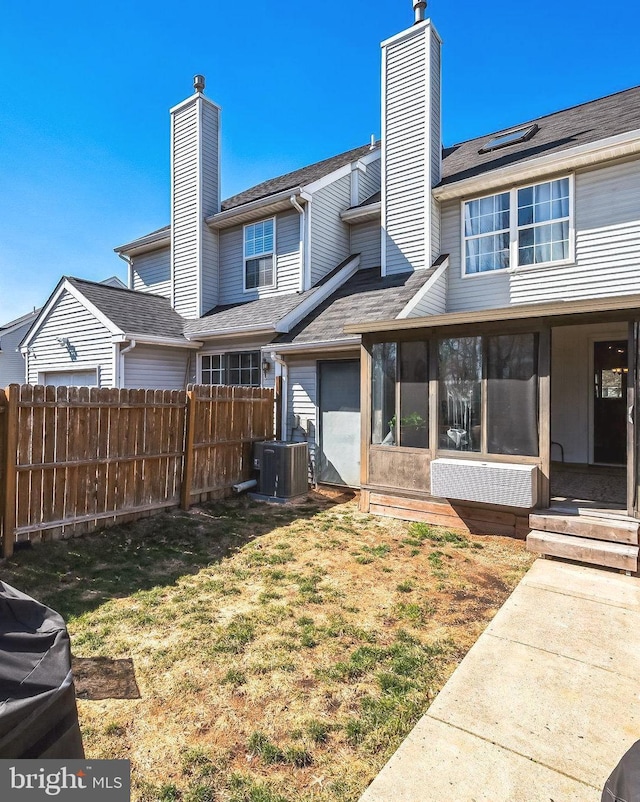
345, 295, 640, 572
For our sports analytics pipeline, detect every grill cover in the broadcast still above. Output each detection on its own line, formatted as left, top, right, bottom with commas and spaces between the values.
0, 581, 84, 758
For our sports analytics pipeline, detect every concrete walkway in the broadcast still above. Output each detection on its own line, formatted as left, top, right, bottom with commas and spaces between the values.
360, 559, 640, 801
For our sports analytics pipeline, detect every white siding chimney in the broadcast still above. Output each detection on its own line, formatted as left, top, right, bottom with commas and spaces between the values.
381, 16, 442, 275
170, 76, 221, 318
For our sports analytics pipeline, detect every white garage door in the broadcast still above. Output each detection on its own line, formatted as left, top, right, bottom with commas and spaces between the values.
42, 370, 98, 388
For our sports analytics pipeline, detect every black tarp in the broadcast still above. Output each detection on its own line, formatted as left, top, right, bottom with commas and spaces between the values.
0, 581, 84, 758
602, 740, 640, 802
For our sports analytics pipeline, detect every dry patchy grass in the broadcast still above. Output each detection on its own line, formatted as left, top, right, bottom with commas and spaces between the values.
2, 491, 534, 802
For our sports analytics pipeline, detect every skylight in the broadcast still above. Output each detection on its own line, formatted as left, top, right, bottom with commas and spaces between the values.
478, 123, 539, 154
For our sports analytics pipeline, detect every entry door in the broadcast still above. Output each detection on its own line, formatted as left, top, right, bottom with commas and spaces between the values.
318, 361, 361, 487
593, 340, 627, 465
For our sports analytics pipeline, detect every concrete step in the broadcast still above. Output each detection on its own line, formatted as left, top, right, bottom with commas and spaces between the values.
527, 530, 638, 573
529, 512, 639, 544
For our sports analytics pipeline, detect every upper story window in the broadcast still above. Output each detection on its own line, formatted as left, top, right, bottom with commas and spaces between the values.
517, 178, 570, 266
201, 352, 261, 386
463, 177, 572, 276
244, 219, 275, 290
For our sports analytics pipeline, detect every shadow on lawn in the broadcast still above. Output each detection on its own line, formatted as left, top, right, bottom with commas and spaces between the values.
1, 491, 353, 621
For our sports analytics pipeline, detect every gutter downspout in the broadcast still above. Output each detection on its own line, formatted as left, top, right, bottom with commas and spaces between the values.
119, 339, 137, 388
290, 195, 306, 293
117, 251, 134, 289
270, 350, 288, 441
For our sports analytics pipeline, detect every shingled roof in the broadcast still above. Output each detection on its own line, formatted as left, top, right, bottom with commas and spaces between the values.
275, 267, 434, 346
221, 142, 379, 211
441, 85, 640, 187
66, 278, 188, 340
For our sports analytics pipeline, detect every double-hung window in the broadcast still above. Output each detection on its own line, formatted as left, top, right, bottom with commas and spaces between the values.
464, 193, 511, 273
517, 178, 570, 265
244, 219, 275, 290
201, 352, 261, 386
463, 177, 572, 275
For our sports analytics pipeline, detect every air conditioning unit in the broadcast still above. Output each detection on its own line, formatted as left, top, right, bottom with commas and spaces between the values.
253, 441, 309, 499
430, 458, 538, 508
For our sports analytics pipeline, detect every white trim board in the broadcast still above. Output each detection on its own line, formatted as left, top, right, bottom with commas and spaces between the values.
396, 257, 449, 319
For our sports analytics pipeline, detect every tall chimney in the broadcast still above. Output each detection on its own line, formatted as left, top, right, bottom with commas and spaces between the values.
381, 8, 442, 276
170, 76, 221, 318
413, 1, 427, 24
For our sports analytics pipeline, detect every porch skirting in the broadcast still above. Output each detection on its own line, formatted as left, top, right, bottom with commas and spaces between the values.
360, 488, 531, 539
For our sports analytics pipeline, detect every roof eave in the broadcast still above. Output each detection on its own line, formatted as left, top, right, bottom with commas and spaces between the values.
269, 336, 362, 354
341, 201, 381, 224
206, 188, 304, 229
115, 230, 171, 256
112, 333, 203, 349
345, 293, 640, 335
436, 128, 640, 201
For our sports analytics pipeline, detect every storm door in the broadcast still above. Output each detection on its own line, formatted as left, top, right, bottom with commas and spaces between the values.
318, 361, 361, 487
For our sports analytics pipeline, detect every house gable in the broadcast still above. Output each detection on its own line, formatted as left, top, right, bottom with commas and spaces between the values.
24, 286, 117, 388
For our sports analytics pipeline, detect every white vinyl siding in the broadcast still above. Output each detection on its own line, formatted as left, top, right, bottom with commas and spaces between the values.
287, 361, 317, 474
406, 268, 448, 317
201, 100, 221, 313
0, 320, 33, 386
350, 220, 382, 271
359, 157, 381, 204
171, 100, 199, 318
26, 290, 114, 387
511, 160, 640, 304
122, 345, 191, 390
219, 210, 300, 304
171, 96, 221, 318
131, 247, 172, 298
310, 174, 351, 286
382, 23, 440, 276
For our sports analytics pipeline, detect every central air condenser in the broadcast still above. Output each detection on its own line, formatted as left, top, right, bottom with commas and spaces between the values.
253, 441, 309, 499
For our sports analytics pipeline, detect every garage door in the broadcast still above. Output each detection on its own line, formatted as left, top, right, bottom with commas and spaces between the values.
42, 370, 98, 388
318, 360, 361, 487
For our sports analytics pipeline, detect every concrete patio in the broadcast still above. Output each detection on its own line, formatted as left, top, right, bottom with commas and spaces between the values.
360, 558, 640, 801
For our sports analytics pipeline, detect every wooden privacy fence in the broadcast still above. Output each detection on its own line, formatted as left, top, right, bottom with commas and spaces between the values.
0, 384, 274, 558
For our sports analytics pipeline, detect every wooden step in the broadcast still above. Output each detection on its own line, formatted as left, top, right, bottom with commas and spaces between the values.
529, 513, 639, 544
527, 530, 638, 572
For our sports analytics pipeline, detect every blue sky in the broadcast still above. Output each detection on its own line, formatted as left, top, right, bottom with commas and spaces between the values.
1, 0, 638, 323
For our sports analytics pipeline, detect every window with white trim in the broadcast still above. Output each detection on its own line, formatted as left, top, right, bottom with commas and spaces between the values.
463, 177, 572, 275
244, 219, 274, 290
201, 352, 261, 386
464, 192, 511, 273
517, 178, 570, 266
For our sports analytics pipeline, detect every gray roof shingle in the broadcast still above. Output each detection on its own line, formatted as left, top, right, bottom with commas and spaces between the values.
441, 85, 640, 187
221, 143, 379, 211
183, 256, 358, 338
66, 278, 188, 340
276, 267, 435, 345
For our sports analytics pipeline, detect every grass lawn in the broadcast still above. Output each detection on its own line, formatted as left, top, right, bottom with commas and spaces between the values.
1, 490, 534, 802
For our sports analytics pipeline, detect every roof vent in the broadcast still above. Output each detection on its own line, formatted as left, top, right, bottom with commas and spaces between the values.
413, 1, 427, 23
193, 74, 205, 93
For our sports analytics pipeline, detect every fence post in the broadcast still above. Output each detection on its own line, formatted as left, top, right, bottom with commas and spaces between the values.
3, 385, 19, 558
181, 389, 197, 510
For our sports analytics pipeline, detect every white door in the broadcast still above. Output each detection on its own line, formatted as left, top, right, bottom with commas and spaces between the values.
318, 360, 361, 487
